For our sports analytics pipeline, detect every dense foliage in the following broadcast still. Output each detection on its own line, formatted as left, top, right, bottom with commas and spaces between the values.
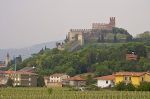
6, 78, 14, 87
115, 82, 136, 91
18, 42, 150, 76
115, 82, 150, 91
37, 76, 45, 87
137, 82, 150, 91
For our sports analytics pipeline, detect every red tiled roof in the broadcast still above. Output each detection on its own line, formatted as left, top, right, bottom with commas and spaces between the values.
96, 75, 115, 80
115, 72, 146, 76
4, 70, 15, 74
66, 76, 86, 81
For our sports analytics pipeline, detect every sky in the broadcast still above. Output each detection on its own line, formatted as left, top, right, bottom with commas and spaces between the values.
0, 0, 150, 49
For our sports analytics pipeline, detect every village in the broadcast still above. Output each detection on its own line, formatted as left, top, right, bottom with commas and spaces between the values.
0, 51, 150, 89
0, 0, 150, 98
0, 17, 150, 91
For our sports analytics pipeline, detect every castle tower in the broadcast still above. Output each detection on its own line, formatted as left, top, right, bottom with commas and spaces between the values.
109, 17, 115, 27
78, 34, 84, 46
5, 53, 11, 66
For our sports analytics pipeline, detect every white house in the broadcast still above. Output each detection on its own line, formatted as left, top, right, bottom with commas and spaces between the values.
44, 73, 70, 87
96, 75, 115, 88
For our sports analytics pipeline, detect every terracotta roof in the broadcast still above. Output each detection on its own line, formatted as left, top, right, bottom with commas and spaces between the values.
66, 76, 86, 81
96, 75, 115, 80
4, 70, 15, 74
50, 73, 67, 77
115, 72, 146, 76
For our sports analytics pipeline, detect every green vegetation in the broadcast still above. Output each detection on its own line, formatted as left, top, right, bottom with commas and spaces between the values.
115, 82, 150, 91
137, 82, 150, 91
115, 82, 136, 91
37, 76, 45, 87
17, 41, 150, 76
47, 88, 53, 95
6, 78, 14, 87
0, 87, 150, 99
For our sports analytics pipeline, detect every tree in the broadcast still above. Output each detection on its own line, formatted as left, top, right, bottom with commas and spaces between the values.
6, 78, 14, 87
137, 82, 150, 91
125, 83, 136, 91
86, 75, 95, 86
137, 31, 150, 39
115, 82, 126, 91
113, 34, 117, 43
115, 82, 136, 91
37, 76, 45, 87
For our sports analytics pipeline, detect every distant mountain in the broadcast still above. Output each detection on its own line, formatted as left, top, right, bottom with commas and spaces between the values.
0, 41, 60, 60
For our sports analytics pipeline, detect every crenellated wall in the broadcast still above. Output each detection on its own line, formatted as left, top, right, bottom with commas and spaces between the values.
66, 17, 116, 48
92, 17, 115, 30
70, 29, 92, 32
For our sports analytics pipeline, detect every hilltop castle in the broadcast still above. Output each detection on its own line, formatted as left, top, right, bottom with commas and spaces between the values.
57, 17, 131, 51
66, 17, 115, 46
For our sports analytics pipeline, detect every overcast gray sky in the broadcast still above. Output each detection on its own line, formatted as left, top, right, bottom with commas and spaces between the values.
0, 0, 150, 49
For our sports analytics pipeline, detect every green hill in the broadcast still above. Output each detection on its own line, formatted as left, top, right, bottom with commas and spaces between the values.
13, 41, 150, 76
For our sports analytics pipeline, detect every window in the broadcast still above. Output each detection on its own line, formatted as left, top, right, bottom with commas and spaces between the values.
124, 76, 131, 81
129, 77, 131, 81
142, 77, 144, 82
29, 78, 31, 81
29, 83, 31, 86
18, 78, 20, 81
106, 81, 108, 84
124, 77, 127, 80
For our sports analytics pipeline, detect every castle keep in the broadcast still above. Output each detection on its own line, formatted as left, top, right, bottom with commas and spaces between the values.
67, 17, 116, 46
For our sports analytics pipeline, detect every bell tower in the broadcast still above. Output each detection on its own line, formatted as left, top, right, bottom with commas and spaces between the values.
5, 53, 11, 66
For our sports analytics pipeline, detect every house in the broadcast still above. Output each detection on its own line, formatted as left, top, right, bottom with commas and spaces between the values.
0, 71, 8, 85
44, 73, 70, 87
0, 70, 38, 87
12, 71, 38, 87
115, 72, 150, 86
96, 75, 115, 88
65, 76, 86, 87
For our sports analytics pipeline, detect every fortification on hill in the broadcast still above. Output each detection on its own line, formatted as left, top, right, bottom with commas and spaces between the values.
57, 17, 132, 51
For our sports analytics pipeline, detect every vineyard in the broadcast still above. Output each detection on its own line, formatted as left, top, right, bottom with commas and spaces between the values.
0, 88, 150, 99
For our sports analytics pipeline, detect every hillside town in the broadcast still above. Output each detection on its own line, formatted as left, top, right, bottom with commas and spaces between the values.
0, 17, 150, 91
1, 0, 150, 98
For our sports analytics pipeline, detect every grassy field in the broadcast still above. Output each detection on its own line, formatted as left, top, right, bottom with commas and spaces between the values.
0, 87, 150, 99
